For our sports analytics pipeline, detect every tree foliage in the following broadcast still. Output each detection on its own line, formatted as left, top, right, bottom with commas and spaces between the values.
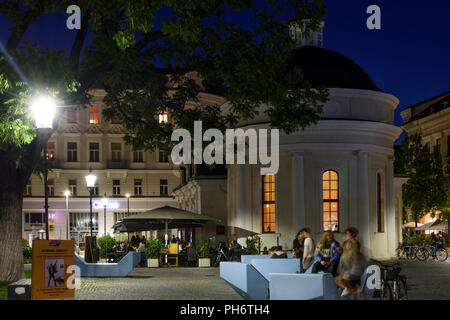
395, 132, 449, 223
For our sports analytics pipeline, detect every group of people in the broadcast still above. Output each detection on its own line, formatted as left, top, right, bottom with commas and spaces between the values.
293, 226, 367, 299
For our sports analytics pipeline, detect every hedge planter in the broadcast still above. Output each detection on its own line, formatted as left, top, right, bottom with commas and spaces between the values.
148, 258, 159, 268
198, 258, 211, 268
446, 247, 450, 253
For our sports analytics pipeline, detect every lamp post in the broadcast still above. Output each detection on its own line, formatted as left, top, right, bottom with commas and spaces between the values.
85, 167, 97, 236
102, 193, 109, 262
125, 193, 130, 243
64, 190, 70, 240
31, 95, 57, 240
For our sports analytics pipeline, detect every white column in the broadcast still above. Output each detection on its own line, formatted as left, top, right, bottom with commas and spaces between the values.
357, 151, 371, 256
236, 164, 247, 230
387, 156, 396, 257
290, 151, 305, 234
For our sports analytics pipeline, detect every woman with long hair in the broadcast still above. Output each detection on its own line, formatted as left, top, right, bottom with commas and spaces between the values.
335, 239, 367, 299
311, 230, 341, 276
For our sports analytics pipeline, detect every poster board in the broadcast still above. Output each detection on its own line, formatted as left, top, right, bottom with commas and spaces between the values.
31, 240, 75, 300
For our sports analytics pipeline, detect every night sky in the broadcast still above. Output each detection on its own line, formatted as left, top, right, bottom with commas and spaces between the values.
0, 0, 449, 130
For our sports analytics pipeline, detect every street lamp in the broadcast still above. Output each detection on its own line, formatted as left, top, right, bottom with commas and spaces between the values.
125, 193, 130, 243
64, 190, 70, 240
31, 95, 57, 240
102, 193, 109, 262
85, 167, 97, 236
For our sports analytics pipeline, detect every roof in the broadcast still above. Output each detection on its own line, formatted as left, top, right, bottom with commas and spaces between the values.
401, 90, 450, 124
285, 46, 382, 92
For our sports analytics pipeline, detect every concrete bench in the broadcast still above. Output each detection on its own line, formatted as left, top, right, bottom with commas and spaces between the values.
250, 258, 301, 281
76, 252, 140, 277
269, 273, 340, 300
269, 266, 377, 300
8, 279, 31, 300
241, 255, 270, 264
219, 262, 269, 300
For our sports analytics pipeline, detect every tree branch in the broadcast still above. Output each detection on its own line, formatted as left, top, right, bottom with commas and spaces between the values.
69, 10, 91, 74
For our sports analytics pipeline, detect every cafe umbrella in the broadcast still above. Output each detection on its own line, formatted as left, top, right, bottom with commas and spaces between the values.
112, 205, 221, 245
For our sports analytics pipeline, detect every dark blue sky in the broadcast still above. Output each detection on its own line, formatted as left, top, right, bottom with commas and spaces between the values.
1, 0, 449, 128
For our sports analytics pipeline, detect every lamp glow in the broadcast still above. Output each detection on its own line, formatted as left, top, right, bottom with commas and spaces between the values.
85, 171, 97, 188
125, 193, 130, 198
101, 193, 109, 208
64, 190, 70, 197
30, 95, 57, 128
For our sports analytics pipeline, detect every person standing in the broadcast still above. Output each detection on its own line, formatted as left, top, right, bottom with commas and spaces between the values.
293, 230, 304, 259
300, 228, 314, 272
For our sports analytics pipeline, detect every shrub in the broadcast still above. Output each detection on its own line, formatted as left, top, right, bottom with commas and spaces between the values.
246, 235, 260, 255
197, 238, 212, 258
97, 235, 116, 259
146, 236, 164, 259
23, 238, 32, 263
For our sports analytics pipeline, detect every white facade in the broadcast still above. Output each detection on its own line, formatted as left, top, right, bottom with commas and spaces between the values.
224, 88, 403, 259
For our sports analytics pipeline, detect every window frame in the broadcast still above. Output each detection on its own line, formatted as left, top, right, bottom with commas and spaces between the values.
321, 169, 340, 232
261, 174, 276, 233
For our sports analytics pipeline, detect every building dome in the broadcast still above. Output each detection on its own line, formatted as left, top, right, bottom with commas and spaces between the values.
286, 46, 382, 92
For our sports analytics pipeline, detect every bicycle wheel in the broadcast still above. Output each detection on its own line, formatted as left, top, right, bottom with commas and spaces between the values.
415, 247, 429, 261
395, 247, 404, 259
381, 283, 393, 300
435, 248, 448, 262
407, 247, 417, 260
397, 278, 408, 300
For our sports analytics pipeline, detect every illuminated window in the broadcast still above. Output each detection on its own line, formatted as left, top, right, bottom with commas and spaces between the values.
158, 112, 168, 124
46, 141, 55, 160
262, 174, 276, 233
89, 106, 99, 124
322, 170, 339, 231
377, 172, 385, 233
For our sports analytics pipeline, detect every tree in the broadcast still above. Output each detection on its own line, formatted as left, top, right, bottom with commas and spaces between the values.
0, 0, 327, 281
395, 132, 449, 228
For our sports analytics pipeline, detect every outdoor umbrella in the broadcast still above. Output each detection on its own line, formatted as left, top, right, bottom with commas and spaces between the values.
415, 219, 444, 231
112, 205, 220, 244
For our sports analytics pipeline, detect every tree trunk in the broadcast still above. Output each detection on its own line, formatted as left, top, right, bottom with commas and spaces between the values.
0, 193, 25, 281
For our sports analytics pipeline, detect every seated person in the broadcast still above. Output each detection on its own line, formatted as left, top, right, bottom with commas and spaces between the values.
117, 242, 126, 252
312, 231, 341, 276
186, 242, 198, 266
229, 240, 242, 260
334, 239, 367, 299
271, 246, 288, 259
137, 241, 147, 267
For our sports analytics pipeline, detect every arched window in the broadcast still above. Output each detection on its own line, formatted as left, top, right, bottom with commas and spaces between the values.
262, 174, 276, 233
322, 170, 339, 231
377, 172, 385, 233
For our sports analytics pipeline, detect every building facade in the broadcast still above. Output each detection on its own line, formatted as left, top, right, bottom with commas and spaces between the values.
224, 45, 403, 259
400, 90, 450, 229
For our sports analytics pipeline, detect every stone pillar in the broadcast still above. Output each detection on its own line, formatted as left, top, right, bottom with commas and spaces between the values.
236, 164, 247, 230
290, 151, 306, 235
387, 156, 396, 257
357, 151, 371, 256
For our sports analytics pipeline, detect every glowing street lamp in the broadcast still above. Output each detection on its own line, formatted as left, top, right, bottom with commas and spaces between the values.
102, 193, 109, 262
85, 167, 97, 236
31, 95, 57, 240
64, 190, 70, 240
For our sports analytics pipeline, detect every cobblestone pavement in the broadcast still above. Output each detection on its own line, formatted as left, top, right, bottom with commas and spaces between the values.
76, 267, 243, 300
394, 259, 450, 300
74, 260, 450, 300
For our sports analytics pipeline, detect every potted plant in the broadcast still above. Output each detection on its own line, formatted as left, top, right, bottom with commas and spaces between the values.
146, 236, 164, 267
197, 238, 212, 267
246, 235, 260, 255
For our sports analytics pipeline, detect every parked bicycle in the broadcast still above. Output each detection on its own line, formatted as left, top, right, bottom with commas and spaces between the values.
374, 260, 408, 300
416, 241, 448, 262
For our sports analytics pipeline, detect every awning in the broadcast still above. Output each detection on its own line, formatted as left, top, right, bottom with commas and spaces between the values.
415, 219, 445, 231
403, 221, 423, 228
112, 205, 220, 233
428, 221, 448, 231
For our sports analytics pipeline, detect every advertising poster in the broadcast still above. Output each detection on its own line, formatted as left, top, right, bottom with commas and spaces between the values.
31, 240, 75, 300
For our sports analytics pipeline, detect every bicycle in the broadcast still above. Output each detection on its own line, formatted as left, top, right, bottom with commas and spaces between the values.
424, 242, 448, 262
213, 248, 230, 266
374, 261, 408, 300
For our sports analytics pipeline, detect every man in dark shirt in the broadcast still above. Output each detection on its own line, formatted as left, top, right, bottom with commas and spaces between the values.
293, 230, 304, 259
